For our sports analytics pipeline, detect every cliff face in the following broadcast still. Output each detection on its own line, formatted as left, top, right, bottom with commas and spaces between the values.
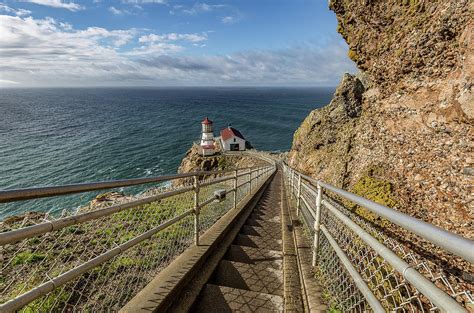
288, 0, 472, 240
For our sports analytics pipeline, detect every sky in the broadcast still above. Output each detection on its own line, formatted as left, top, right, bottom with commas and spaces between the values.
0, 0, 357, 87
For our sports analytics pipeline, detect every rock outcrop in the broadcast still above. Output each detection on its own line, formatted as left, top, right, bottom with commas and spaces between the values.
289, 73, 364, 187
287, 0, 473, 289
177, 144, 267, 185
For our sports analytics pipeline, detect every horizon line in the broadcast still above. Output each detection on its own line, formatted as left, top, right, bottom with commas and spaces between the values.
0, 85, 338, 89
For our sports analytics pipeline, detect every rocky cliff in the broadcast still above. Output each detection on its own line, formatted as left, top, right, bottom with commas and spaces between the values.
176, 144, 266, 184
287, 0, 472, 286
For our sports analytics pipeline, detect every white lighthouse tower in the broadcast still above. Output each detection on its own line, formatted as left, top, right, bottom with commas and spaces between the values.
200, 117, 215, 156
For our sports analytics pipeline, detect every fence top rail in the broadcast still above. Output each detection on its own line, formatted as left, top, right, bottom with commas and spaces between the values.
0, 166, 268, 204
322, 199, 466, 312
0, 164, 276, 312
0, 185, 195, 246
0, 166, 274, 246
282, 163, 474, 264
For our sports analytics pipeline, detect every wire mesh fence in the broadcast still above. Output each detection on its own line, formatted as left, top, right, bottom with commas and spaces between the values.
0, 166, 274, 312
283, 165, 473, 312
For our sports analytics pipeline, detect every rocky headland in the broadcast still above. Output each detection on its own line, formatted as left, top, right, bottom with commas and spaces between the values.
177, 144, 267, 176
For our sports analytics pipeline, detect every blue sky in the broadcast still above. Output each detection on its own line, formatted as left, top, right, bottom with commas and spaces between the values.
0, 0, 356, 87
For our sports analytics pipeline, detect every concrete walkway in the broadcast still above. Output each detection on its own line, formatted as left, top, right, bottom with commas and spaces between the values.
193, 173, 284, 312
122, 168, 326, 312
193, 170, 300, 312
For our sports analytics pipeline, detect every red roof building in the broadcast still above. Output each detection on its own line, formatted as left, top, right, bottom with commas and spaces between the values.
220, 126, 246, 151
220, 127, 245, 141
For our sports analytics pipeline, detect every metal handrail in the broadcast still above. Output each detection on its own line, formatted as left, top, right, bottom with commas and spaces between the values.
284, 164, 474, 263
0, 186, 194, 245
323, 199, 465, 312
0, 167, 257, 203
0, 165, 276, 312
282, 163, 471, 312
318, 181, 474, 263
0, 167, 271, 245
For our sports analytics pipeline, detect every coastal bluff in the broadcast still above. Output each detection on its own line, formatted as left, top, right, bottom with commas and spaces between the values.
287, 0, 472, 278
177, 144, 266, 176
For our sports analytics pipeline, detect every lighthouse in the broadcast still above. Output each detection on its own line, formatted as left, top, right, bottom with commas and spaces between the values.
200, 117, 215, 156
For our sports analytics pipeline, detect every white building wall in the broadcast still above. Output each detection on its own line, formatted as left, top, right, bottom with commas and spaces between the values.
200, 131, 215, 148
221, 136, 246, 151
202, 148, 214, 156
201, 132, 213, 140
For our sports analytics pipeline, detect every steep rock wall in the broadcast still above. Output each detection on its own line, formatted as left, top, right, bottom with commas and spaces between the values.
287, 0, 473, 281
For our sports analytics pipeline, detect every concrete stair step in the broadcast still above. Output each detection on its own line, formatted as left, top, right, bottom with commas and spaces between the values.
249, 212, 281, 223
194, 284, 283, 313
234, 234, 282, 251
245, 218, 281, 228
224, 245, 283, 269
253, 203, 280, 213
253, 206, 280, 214
211, 260, 284, 296
241, 225, 282, 240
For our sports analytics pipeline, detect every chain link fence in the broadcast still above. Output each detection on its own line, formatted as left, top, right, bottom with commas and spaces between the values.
283, 165, 473, 312
0, 166, 274, 311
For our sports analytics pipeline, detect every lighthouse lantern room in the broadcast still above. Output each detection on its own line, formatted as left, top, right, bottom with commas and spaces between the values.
200, 117, 216, 156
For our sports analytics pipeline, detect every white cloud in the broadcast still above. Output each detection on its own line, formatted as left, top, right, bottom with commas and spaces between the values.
126, 42, 184, 56
0, 15, 140, 85
186, 3, 226, 14
171, 3, 226, 15
59, 21, 72, 30
129, 43, 357, 86
0, 4, 31, 16
171, 3, 242, 25
138, 32, 208, 43
0, 14, 356, 86
109, 6, 127, 15
121, 0, 166, 4
0, 79, 20, 85
221, 16, 237, 24
21, 0, 83, 11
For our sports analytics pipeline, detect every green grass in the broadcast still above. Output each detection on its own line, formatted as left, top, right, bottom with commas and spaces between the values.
12, 252, 46, 266
20, 289, 71, 313
111, 257, 140, 271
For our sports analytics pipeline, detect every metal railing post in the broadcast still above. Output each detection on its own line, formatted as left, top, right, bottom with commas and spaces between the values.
289, 170, 293, 198
233, 169, 238, 209
287, 168, 291, 194
193, 175, 200, 246
296, 174, 302, 216
291, 170, 295, 198
248, 170, 252, 193
312, 183, 322, 266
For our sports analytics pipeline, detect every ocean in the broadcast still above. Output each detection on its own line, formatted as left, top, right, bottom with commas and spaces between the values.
0, 87, 333, 219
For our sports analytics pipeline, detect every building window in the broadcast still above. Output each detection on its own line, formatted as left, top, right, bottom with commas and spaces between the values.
233, 138, 236, 142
